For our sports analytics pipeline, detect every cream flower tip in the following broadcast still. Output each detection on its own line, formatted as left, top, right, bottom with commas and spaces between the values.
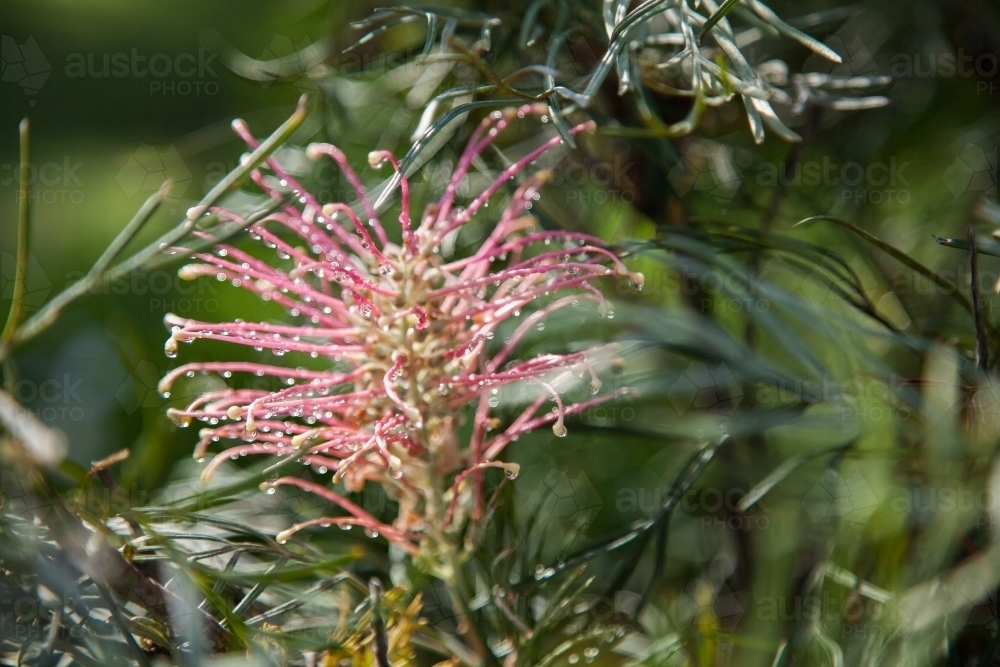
305, 143, 326, 161
500, 462, 520, 479
291, 430, 318, 447
226, 406, 243, 420
178, 264, 202, 281
168, 410, 191, 427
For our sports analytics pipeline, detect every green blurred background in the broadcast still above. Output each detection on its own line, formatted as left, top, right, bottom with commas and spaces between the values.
2, 0, 1000, 663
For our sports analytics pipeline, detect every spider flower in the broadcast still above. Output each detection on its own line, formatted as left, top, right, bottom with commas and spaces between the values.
160, 104, 640, 562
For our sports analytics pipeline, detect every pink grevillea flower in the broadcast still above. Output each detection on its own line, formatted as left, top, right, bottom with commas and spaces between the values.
160, 103, 640, 563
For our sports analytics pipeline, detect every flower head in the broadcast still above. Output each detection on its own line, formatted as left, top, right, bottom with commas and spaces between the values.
160, 104, 639, 561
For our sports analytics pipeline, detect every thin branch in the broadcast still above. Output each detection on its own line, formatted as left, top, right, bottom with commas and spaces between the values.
2, 119, 31, 345
969, 226, 989, 371
370, 579, 391, 667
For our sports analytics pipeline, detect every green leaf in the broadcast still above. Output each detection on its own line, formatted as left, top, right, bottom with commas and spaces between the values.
795, 216, 972, 313
699, 0, 743, 44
